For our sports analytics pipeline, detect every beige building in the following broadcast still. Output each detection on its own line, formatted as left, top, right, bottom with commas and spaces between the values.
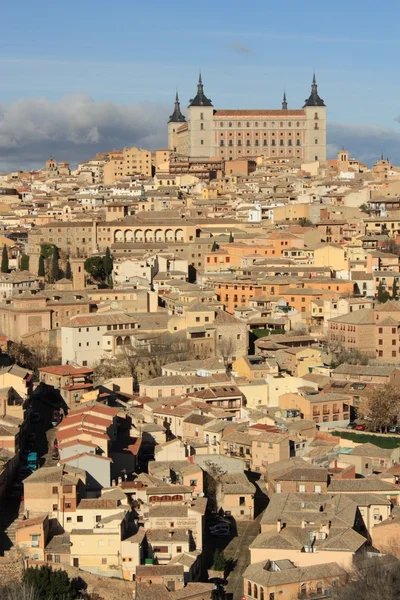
103, 147, 152, 184
168, 74, 327, 163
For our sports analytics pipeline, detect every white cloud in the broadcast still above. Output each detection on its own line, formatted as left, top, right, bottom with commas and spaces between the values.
0, 94, 168, 171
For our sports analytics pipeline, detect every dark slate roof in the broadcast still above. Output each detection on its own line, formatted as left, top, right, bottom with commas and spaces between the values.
169, 92, 186, 123
188, 74, 213, 107
303, 75, 325, 107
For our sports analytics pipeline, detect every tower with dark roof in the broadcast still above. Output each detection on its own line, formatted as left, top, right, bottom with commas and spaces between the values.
282, 91, 288, 110
187, 73, 215, 158
169, 91, 186, 124
168, 91, 186, 152
303, 73, 327, 163
303, 73, 325, 107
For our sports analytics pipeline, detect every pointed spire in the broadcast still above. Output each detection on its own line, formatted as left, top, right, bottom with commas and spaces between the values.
168, 89, 186, 123
189, 72, 213, 107
303, 72, 325, 107
282, 90, 288, 110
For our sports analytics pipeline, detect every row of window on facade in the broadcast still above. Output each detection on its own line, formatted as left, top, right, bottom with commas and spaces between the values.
219, 139, 307, 147
220, 120, 306, 128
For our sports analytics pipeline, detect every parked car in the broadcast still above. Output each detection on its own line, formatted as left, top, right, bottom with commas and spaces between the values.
388, 425, 398, 434
347, 422, 357, 429
355, 424, 366, 431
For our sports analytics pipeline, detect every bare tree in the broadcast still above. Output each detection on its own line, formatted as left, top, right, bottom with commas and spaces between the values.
217, 337, 235, 368
8, 341, 61, 371
93, 331, 199, 388
328, 342, 369, 369
331, 555, 400, 600
358, 384, 400, 432
1, 583, 39, 600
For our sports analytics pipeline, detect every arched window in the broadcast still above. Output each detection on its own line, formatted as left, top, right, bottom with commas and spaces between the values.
280, 121, 283, 127
247, 581, 252, 595
297, 121, 300, 127
229, 122, 232, 127
260, 587, 264, 600
263, 121, 266, 127
238, 121, 241, 127
254, 584, 258, 599
246, 121, 250, 127
220, 122, 223, 127
288, 122, 291, 127
255, 122, 258, 127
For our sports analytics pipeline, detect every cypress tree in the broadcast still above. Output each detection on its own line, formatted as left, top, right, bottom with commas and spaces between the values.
1, 245, 8, 273
103, 247, 113, 286
228, 231, 234, 243
393, 278, 398, 300
65, 260, 72, 280
50, 246, 60, 282
20, 254, 30, 271
38, 254, 45, 277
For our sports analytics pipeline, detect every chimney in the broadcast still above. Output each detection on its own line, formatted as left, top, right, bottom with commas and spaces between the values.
301, 520, 306, 529
277, 519, 282, 533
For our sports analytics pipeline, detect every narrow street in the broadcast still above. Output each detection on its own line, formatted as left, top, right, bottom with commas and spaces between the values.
224, 513, 263, 600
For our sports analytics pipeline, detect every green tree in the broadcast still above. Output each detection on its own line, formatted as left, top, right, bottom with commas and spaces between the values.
49, 246, 60, 282
211, 240, 219, 252
298, 217, 313, 227
84, 256, 105, 282
40, 243, 54, 259
65, 259, 72, 280
1, 245, 8, 273
20, 254, 30, 271
228, 231, 234, 243
103, 246, 113, 286
393, 279, 398, 300
38, 255, 45, 277
377, 280, 390, 303
212, 549, 227, 571
23, 565, 82, 600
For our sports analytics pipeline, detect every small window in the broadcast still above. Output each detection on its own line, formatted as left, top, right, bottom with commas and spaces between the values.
77, 516, 83, 523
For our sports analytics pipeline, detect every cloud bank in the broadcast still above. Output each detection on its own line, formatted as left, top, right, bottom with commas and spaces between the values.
0, 94, 168, 172
327, 122, 400, 166
0, 95, 400, 172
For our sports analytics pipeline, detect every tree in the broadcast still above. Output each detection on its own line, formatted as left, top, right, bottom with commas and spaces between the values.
217, 337, 235, 368
331, 555, 400, 600
38, 255, 45, 277
8, 340, 61, 372
1, 245, 8, 273
212, 549, 227, 572
377, 280, 390, 303
65, 259, 72, 280
84, 256, 105, 282
382, 238, 400, 256
103, 247, 113, 286
23, 565, 83, 600
20, 254, 30, 271
0, 582, 39, 600
393, 278, 398, 300
93, 331, 199, 388
40, 243, 55, 260
329, 344, 369, 369
211, 240, 219, 252
228, 231, 234, 243
49, 246, 60, 282
298, 217, 313, 227
358, 384, 400, 432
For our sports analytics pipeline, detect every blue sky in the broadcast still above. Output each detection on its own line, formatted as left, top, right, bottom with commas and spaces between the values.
1, 0, 400, 169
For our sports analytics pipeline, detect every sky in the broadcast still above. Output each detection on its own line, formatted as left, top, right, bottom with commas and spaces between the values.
1, 0, 400, 170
